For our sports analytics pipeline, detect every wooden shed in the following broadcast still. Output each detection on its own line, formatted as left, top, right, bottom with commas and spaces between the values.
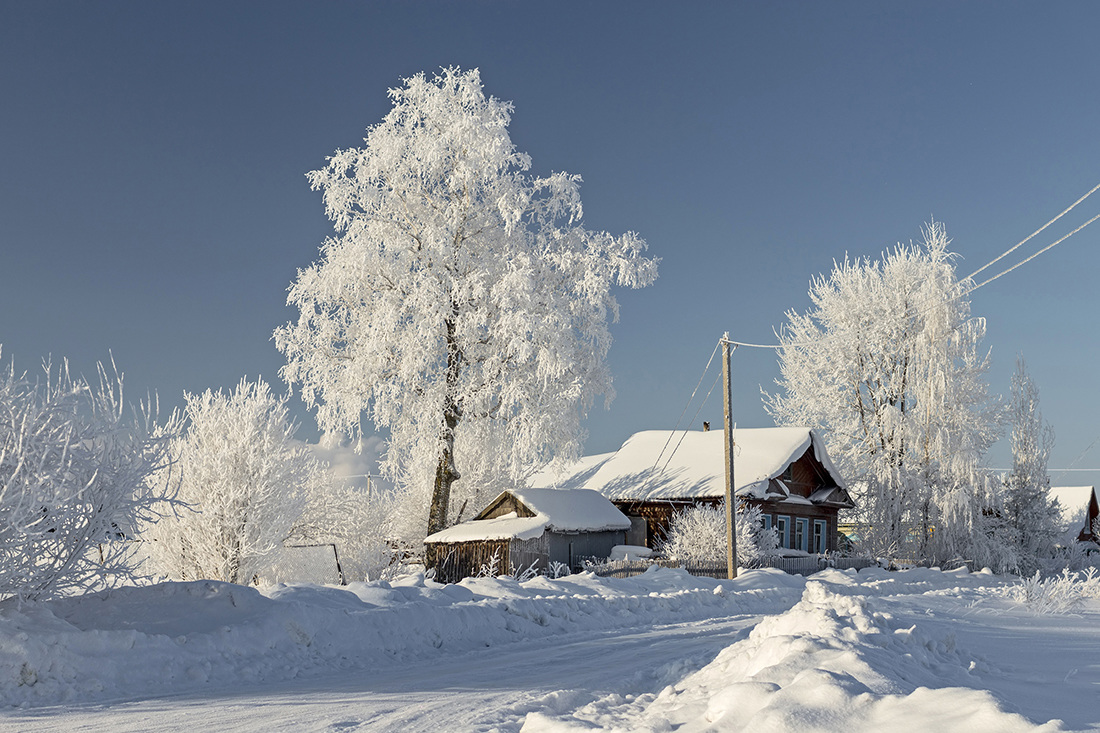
424, 488, 631, 583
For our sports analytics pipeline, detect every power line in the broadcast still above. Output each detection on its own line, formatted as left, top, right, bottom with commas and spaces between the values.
965, 182, 1100, 281
658, 186, 1100, 474
661, 367, 723, 473
725, 182, 1100, 351
652, 340, 721, 469
1052, 433, 1100, 485
959, 212, 1100, 298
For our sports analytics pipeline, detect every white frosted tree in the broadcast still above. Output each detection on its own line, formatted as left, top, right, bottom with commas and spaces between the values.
142, 378, 317, 584
0, 350, 178, 600
1001, 358, 1060, 573
765, 223, 1002, 564
275, 68, 658, 538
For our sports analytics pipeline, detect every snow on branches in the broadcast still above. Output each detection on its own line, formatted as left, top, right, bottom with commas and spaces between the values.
659, 501, 779, 568
141, 378, 318, 585
275, 68, 658, 537
765, 222, 1002, 565
0, 350, 178, 600
1000, 358, 1060, 574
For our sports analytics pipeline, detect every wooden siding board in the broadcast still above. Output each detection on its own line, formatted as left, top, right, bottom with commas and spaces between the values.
479, 493, 535, 520
425, 539, 509, 583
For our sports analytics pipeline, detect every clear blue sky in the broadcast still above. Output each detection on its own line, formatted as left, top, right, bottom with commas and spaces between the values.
3, 2, 1099, 486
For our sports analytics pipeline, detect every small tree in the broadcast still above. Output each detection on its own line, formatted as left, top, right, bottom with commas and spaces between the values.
275, 68, 658, 540
0, 350, 177, 600
142, 378, 317, 584
1000, 358, 1060, 574
659, 501, 778, 568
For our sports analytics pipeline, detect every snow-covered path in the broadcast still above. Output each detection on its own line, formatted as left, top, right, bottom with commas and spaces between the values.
3, 614, 763, 732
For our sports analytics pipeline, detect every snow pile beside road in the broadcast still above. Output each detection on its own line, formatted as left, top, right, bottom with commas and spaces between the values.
522, 579, 1065, 733
0, 567, 803, 707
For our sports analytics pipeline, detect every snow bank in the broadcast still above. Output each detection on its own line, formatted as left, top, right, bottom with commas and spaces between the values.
0, 568, 801, 708
3, 565, 1095, 731
521, 577, 1068, 733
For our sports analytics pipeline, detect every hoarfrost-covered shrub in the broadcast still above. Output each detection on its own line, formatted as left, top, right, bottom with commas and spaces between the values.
1009, 567, 1100, 614
290, 479, 404, 582
0, 350, 178, 600
141, 378, 317, 585
660, 501, 779, 568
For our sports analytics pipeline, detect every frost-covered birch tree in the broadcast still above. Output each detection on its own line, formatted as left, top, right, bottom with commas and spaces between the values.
1001, 358, 1060, 573
142, 378, 317, 584
0, 350, 177, 600
275, 68, 658, 538
765, 223, 1002, 563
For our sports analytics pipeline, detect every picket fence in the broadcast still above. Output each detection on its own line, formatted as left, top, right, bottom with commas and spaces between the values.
589, 554, 876, 580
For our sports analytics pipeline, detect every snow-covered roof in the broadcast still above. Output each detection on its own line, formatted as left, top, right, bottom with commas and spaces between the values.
528, 451, 616, 491
1049, 486, 1098, 536
555, 428, 843, 502
424, 488, 631, 544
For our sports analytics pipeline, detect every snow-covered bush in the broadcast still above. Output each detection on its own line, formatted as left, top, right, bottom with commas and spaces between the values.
290, 479, 404, 582
0, 351, 177, 600
1009, 567, 1100, 614
659, 501, 778, 567
547, 561, 570, 579
1047, 539, 1100, 574
141, 378, 317, 585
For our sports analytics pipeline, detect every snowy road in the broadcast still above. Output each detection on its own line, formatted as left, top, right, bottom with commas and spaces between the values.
2, 613, 762, 732
4, 567, 1097, 731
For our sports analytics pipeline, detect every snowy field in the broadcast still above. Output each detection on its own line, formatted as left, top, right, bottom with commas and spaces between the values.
1, 567, 1097, 732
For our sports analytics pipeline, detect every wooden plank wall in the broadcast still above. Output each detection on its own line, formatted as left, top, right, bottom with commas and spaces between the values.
426, 539, 509, 583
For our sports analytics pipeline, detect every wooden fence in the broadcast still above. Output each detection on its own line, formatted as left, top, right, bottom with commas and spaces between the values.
589, 554, 876, 580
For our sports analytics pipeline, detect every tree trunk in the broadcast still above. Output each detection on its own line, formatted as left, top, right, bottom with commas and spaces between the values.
427, 420, 460, 536
427, 314, 463, 537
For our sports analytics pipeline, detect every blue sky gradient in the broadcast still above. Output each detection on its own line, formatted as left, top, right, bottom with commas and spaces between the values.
3, 2, 1099, 486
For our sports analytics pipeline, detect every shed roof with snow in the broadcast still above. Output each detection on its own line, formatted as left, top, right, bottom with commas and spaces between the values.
533, 427, 844, 503
424, 488, 631, 544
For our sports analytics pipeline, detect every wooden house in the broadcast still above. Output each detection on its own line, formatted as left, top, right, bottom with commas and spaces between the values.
424, 488, 631, 582
1049, 486, 1099, 546
532, 427, 852, 553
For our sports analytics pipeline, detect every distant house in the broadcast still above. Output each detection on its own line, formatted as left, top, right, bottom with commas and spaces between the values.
532, 428, 852, 554
1049, 486, 1099, 546
424, 488, 631, 582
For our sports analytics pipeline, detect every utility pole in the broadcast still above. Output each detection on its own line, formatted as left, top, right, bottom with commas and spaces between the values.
722, 332, 738, 579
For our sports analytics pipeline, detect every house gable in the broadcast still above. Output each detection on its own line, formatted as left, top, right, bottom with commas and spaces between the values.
1050, 486, 1099, 544
477, 492, 537, 520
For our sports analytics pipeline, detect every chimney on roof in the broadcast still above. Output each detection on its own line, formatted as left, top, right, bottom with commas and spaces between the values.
702, 421, 710, 432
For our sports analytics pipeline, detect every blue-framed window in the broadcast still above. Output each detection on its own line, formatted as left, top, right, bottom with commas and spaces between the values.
761, 514, 772, 531
776, 515, 790, 548
795, 518, 809, 552
813, 519, 828, 554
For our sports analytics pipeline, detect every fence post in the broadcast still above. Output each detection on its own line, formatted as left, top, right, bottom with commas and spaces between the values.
330, 543, 346, 585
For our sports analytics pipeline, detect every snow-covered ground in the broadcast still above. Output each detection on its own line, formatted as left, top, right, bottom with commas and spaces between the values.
1, 566, 1097, 731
